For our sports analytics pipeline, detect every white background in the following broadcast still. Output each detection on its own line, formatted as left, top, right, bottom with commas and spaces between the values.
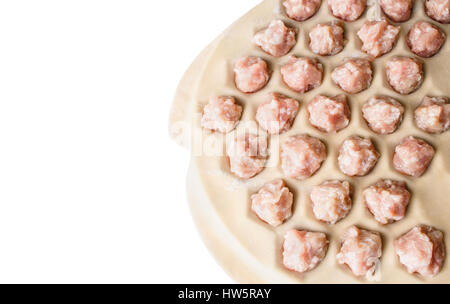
0, 0, 261, 283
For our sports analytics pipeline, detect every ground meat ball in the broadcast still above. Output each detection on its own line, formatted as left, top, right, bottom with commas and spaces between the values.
328, 0, 367, 21
331, 58, 373, 94
357, 20, 400, 58
281, 56, 323, 93
253, 20, 297, 57
283, 0, 322, 21
415, 96, 450, 134
363, 180, 411, 224
394, 225, 446, 277
283, 230, 329, 273
362, 96, 405, 135
385, 57, 423, 95
393, 136, 435, 177
281, 135, 327, 180
407, 22, 446, 58
201, 96, 243, 133
251, 179, 294, 227
234, 56, 270, 93
425, 0, 450, 24
310, 180, 352, 224
380, 0, 413, 22
337, 226, 382, 277
309, 22, 345, 56
226, 133, 268, 179
338, 136, 380, 177
307, 94, 350, 133
256, 93, 300, 135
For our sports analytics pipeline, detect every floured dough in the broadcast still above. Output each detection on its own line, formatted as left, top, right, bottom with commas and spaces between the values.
169, 0, 450, 283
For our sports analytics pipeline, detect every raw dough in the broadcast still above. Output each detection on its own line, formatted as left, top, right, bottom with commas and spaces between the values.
169, 0, 450, 283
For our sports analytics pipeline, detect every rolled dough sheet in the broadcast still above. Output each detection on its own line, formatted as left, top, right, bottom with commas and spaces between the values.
171, 0, 450, 283
169, 35, 224, 148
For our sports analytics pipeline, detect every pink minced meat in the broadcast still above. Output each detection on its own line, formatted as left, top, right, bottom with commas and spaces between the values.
393, 136, 435, 177
425, 0, 450, 24
328, 0, 367, 22
337, 226, 382, 277
234, 56, 270, 93
283, 229, 329, 273
256, 93, 300, 135
362, 96, 404, 135
385, 57, 423, 95
281, 134, 327, 180
226, 133, 268, 179
283, 0, 322, 21
407, 21, 446, 58
253, 20, 297, 57
251, 179, 294, 227
310, 180, 352, 224
307, 94, 350, 133
394, 225, 446, 277
414, 96, 450, 134
309, 22, 345, 56
363, 179, 411, 225
331, 58, 373, 94
201, 96, 242, 133
338, 136, 380, 177
281, 56, 323, 93
380, 0, 413, 22
357, 20, 400, 58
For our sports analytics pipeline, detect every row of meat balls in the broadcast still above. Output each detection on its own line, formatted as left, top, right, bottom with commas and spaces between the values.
246, 19, 443, 96
252, 178, 411, 227
203, 92, 450, 136
255, 17, 445, 60
251, 179, 445, 278
249, 52, 427, 96
282, 224, 445, 278
282, 0, 450, 24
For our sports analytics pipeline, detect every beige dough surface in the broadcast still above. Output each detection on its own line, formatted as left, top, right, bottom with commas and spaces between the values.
170, 0, 450, 283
